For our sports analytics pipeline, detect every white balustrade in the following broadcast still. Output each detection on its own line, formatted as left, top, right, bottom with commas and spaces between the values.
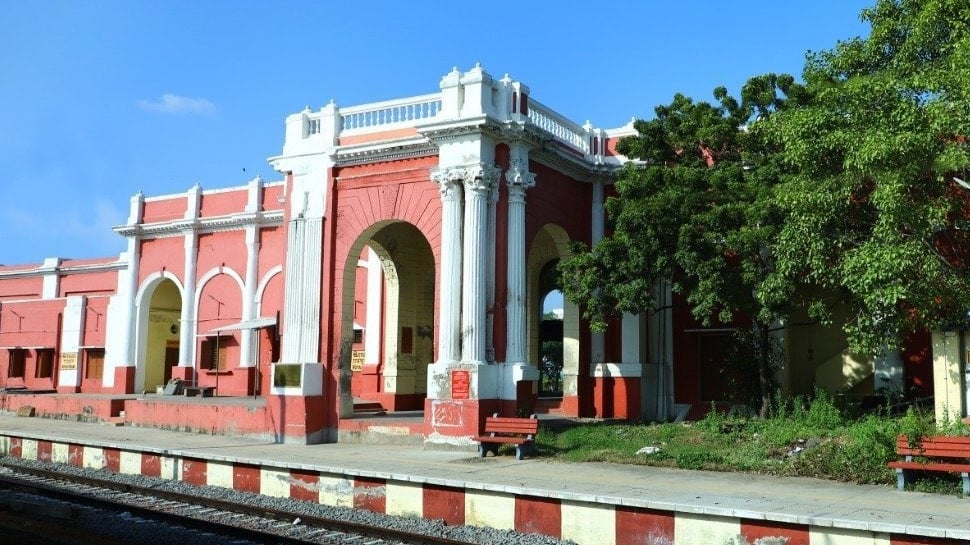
526, 99, 591, 154
338, 93, 442, 134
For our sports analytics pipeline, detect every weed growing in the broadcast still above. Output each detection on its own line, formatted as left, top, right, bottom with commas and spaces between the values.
535, 391, 967, 492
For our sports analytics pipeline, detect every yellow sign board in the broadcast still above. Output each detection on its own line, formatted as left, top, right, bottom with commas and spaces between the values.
60, 352, 78, 370
350, 350, 365, 372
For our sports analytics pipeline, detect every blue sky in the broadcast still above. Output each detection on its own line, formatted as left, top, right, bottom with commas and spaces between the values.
0, 1, 871, 266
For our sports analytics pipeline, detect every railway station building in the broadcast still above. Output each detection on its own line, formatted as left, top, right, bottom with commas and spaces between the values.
0, 66, 945, 445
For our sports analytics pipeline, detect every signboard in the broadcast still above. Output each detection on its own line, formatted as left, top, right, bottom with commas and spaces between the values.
350, 350, 365, 372
60, 352, 78, 371
451, 370, 469, 400
273, 364, 302, 387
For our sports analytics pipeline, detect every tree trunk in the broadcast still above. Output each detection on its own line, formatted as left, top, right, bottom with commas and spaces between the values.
756, 321, 772, 418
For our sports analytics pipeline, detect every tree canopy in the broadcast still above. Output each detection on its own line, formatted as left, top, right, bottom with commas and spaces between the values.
558, 0, 970, 413
768, 0, 970, 352
559, 76, 803, 415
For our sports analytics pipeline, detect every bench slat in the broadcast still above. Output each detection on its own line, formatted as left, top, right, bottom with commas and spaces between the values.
897, 435, 970, 447
484, 424, 538, 434
895, 435, 970, 459
897, 447, 970, 458
888, 461, 970, 473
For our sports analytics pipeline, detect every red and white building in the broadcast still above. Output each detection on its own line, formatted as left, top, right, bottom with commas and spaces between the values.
0, 66, 941, 444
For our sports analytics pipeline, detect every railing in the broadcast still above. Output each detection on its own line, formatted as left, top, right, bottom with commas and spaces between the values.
338, 93, 442, 134
526, 99, 590, 154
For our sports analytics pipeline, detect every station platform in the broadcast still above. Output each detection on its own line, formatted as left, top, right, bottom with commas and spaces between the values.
0, 413, 967, 545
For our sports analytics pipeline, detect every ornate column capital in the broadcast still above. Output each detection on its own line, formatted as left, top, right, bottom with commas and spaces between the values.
505, 158, 536, 202
432, 163, 502, 198
463, 163, 501, 195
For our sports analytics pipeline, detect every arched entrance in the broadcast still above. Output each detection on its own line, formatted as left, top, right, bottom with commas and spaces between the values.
138, 277, 182, 393
539, 283, 564, 397
528, 224, 579, 414
338, 221, 435, 416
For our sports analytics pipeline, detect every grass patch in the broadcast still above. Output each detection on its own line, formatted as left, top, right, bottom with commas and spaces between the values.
535, 393, 966, 489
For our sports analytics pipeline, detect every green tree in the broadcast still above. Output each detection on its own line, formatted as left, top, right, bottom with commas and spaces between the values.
559, 76, 803, 417
768, 0, 970, 353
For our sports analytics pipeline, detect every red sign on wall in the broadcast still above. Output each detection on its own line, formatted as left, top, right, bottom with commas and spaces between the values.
451, 370, 470, 400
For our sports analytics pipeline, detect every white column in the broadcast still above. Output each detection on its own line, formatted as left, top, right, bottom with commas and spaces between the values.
461, 164, 500, 365
178, 184, 201, 370
240, 226, 259, 367
505, 154, 536, 364
178, 233, 198, 369
430, 168, 464, 364
590, 180, 605, 363
118, 240, 140, 365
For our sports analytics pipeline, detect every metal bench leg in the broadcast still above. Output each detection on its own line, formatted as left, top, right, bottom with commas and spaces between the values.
515, 445, 524, 460
895, 468, 907, 491
962, 473, 969, 496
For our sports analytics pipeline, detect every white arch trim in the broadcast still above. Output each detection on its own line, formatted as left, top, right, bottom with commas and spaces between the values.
193, 266, 245, 315
254, 265, 283, 315
135, 271, 185, 306
133, 271, 185, 393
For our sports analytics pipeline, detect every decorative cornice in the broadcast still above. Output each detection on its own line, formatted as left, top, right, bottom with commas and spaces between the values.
113, 210, 285, 239
334, 139, 438, 167
0, 259, 127, 280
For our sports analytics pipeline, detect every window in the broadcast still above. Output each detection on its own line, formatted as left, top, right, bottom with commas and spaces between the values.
85, 348, 105, 380
201, 336, 229, 371
7, 349, 26, 378
35, 349, 54, 378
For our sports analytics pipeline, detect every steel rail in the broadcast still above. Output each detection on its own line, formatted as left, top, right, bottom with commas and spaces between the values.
0, 461, 476, 545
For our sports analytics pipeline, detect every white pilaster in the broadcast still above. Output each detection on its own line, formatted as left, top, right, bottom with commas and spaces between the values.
621, 312, 645, 363
58, 296, 86, 389
461, 164, 500, 365
178, 231, 198, 369
240, 226, 259, 367
271, 100, 338, 373
364, 248, 383, 364
504, 149, 536, 364
104, 193, 142, 387
40, 258, 60, 299
280, 217, 323, 363
874, 346, 904, 394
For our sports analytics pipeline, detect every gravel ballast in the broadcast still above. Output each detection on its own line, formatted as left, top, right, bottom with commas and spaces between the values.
1, 456, 578, 545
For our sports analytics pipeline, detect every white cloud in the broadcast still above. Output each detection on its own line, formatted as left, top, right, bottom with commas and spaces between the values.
137, 93, 216, 115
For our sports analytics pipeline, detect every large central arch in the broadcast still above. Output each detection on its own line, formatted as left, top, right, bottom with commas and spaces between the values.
338, 220, 435, 417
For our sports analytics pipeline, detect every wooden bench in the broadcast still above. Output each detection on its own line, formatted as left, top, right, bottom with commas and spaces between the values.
473, 413, 538, 460
184, 386, 215, 397
888, 435, 970, 495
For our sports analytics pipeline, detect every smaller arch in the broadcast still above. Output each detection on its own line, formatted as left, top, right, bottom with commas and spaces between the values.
194, 266, 245, 314
135, 271, 184, 308
255, 265, 283, 309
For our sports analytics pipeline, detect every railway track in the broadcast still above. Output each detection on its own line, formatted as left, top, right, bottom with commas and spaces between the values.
0, 461, 484, 545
